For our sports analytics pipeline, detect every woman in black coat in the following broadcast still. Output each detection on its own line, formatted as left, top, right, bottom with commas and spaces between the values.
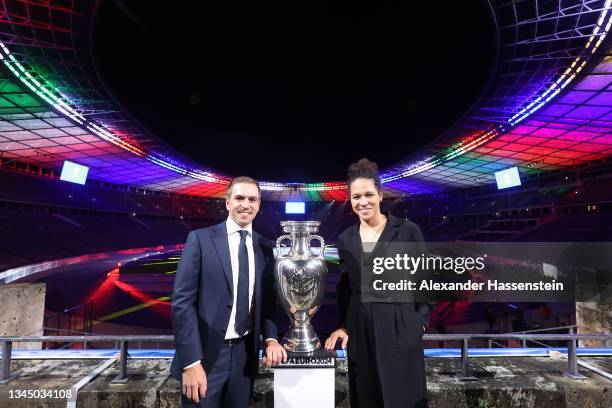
325, 158, 432, 408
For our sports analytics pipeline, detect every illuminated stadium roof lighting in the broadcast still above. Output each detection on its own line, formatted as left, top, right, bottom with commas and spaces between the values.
506, 8, 612, 128
384, 1, 612, 185
0, 1, 611, 200
0, 41, 229, 186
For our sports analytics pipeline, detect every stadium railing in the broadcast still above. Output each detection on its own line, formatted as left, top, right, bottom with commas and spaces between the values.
2, 333, 612, 384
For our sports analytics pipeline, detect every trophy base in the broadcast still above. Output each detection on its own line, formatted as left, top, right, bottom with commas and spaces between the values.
281, 326, 321, 353
274, 349, 336, 368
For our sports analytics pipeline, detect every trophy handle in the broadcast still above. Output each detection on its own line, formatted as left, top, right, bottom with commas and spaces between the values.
275, 234, 292, 259
308, 235, 325, 259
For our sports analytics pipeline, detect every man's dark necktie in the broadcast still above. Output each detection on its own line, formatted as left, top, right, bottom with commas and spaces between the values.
235, 230, 249, 336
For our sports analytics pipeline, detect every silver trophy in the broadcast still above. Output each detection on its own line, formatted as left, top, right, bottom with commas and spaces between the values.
275, 221, 327, 352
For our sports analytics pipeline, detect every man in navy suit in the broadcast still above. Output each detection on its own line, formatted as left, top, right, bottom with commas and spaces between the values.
170, 176, 287, 407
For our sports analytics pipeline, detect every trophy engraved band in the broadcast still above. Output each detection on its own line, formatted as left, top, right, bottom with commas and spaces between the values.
275, 221, 328, 353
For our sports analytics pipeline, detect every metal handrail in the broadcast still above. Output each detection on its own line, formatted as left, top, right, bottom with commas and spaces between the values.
43, 301, 94, 346
42, 327, 94, 335
491, 325, 578, 348
520, 338, 554, 348
488, 339, 506, 348
41, 327, 116, 348
0, 336, 175, 385
1, 333, 602, 342
510, 324, 576, 334
1, 335, 173, 342
1, 333, 611, 384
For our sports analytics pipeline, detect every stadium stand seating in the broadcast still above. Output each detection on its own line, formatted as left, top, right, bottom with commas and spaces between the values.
1, 159, 612, 270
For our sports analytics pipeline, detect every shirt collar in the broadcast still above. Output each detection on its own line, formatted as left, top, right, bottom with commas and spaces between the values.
226, 217, 252, 236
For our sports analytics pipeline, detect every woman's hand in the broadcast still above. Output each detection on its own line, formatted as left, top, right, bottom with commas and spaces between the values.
324, 328, 349, 350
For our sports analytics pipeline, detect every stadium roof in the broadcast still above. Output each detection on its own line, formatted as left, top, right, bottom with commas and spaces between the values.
0, 0, 611, 201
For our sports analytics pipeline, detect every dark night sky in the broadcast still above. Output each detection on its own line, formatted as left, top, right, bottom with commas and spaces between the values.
93, 1, 496, 182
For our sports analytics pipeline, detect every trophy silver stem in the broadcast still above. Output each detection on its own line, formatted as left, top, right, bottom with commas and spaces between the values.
281, 310, 320, 352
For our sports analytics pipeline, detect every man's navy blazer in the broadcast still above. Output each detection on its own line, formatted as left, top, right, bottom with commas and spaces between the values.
170, 221, 278, 380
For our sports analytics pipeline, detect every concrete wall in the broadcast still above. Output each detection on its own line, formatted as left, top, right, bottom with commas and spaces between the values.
0, 283, 46, 349
577, 301, 612, 347
2, 357, 612, 407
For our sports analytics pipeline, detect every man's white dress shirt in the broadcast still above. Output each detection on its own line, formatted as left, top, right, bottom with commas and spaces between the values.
224, 217, 256, 339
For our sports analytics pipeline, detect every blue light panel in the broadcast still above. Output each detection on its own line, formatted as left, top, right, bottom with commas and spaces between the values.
495, 167, 521, 190
60, 160, 89, 185
285, 202, 305, 214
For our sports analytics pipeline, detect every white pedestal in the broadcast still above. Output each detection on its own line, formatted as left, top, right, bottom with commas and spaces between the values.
273, 350, 336, 408
274, 367, 335, 408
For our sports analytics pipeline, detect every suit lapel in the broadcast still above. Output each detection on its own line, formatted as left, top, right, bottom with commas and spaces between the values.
211, 222, 233, 295
252, 231, 265, 298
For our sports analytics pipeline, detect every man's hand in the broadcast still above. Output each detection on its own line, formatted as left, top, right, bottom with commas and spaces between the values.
262, 339, 288, 368
324, 328, 349, 350
182, 362, 207, 404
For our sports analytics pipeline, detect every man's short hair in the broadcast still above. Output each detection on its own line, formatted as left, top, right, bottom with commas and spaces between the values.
226, 176, 261, 199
